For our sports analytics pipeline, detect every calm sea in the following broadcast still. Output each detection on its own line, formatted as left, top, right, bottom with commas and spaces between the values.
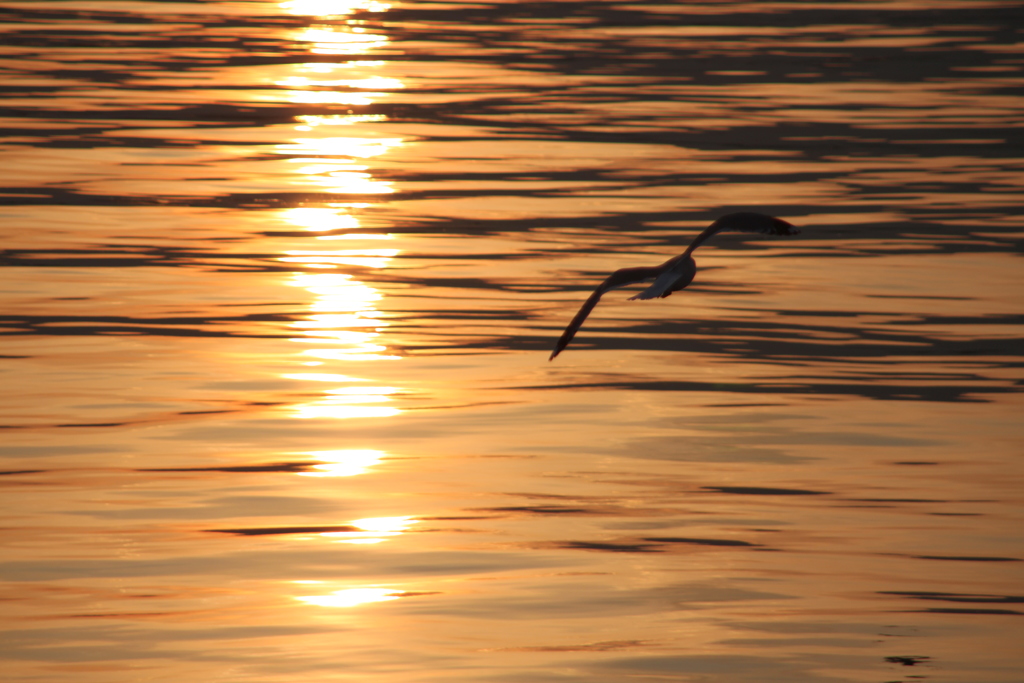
1, 1, 1022, 681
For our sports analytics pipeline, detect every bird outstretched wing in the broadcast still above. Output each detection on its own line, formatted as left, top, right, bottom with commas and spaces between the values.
682, 212, 799, 259
549, 266, 661, 360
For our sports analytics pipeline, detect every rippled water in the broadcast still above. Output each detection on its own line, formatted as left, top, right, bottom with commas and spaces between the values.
2, 1, 1022, 681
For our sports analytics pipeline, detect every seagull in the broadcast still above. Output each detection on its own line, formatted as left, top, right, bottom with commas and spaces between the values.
549, 212, 800, 360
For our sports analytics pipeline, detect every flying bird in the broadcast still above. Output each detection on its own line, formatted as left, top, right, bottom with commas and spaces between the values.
549, 212, 800, 360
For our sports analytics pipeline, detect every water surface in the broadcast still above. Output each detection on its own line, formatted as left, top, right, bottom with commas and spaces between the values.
1, 1, 1022, 681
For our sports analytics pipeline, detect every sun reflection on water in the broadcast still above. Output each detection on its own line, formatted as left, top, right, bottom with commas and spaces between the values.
325, 385, 399, 401
276, 136, 402, 195
288, 385, 402, 418
280, 206, 362, 232
283, 372, 367, 382
295, 112, 387, 127
285, 89, 377, 106
298, 449, 384, 477
280, 0, 391, 16
326, 516, 416, 544
267, 1, 410, 562
275, 55, 404, 194
281, 249, 399, 268
294, 517, 419, 605
294, 403, 400, 419
281, 223, 401, 418
280, 75, 403, 90
280, 137, 403, 158
294, 26, 389, 55
295, 587, 401, 608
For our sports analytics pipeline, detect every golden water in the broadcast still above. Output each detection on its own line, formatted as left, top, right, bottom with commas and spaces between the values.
1, 1, 1022, 681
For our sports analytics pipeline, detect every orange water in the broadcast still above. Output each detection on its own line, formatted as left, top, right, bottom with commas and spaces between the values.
1, 1, 1022, 681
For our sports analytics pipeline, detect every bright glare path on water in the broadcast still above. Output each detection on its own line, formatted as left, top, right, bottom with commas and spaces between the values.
0, 1, 1022, 682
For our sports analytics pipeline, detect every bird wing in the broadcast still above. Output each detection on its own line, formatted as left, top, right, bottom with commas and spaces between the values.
682, 212, 799, 259
550, 266, 661, 360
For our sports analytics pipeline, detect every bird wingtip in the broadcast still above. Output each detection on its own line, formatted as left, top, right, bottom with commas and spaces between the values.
773, 217, 800, 235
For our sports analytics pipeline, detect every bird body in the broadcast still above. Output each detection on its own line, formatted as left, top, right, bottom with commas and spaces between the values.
630, 253, 696, 300
549, 212, 799, 360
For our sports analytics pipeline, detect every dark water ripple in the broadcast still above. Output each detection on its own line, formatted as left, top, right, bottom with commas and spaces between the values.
2, 2, 1023, 239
